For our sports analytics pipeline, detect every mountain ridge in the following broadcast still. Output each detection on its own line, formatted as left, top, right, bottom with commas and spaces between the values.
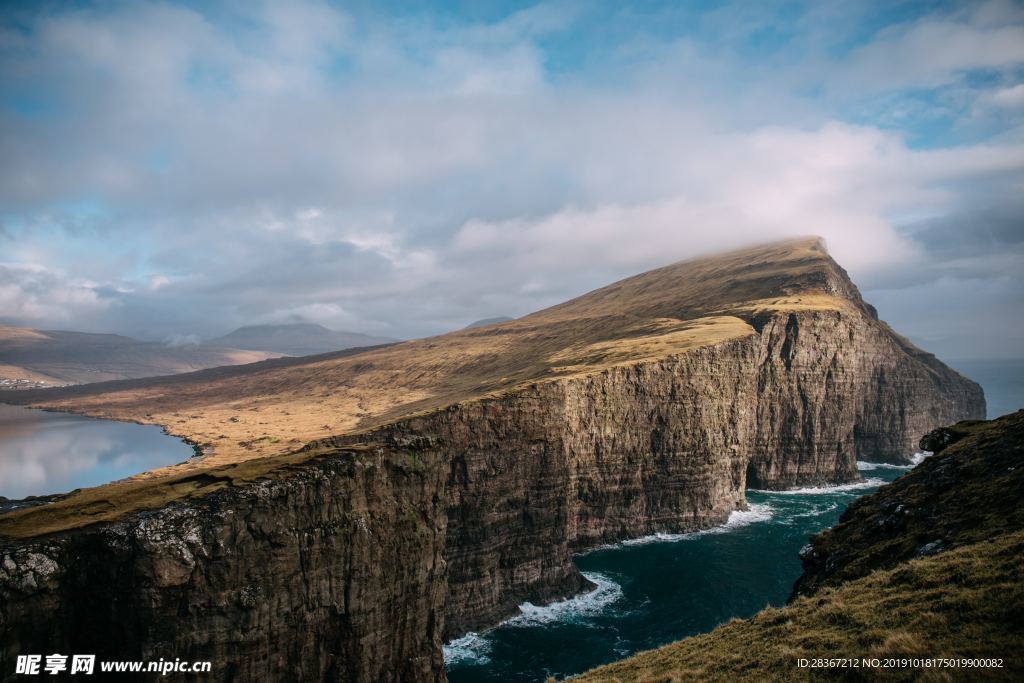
208, 322, 397, 356
0, 325, 280, 386
0, 237, 913, 467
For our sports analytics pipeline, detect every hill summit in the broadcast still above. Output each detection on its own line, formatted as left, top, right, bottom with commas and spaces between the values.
1, 237, 982, 470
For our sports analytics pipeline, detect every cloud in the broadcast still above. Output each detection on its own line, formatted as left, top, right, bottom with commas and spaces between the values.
163, 333, 200, 348
0, 263, 116, 326
843, 25, 1024, 95
0, 0, 1022, 356
989, 84, 1024, 110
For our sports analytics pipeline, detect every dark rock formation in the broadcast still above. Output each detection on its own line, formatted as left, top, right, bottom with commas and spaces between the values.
1, 448, 449, 682
575, 411, 1024, 683
919, 422, 980, 453
793, 410, 1024, 599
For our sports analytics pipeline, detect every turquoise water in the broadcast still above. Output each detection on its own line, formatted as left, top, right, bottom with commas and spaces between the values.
445, 466, 909, 682
0, 404, 195, 502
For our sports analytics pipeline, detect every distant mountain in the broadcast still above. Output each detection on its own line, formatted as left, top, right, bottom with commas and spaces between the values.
464, 316, 513, 329
209, 323, 397, 356
0, 325, 279, 386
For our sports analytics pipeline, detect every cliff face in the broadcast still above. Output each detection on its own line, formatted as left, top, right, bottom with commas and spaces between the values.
1, 447, 449, 682
395, 340, 757, 637
319, 307, 982, 637
748, 308, 985, 486
0, 239, 985, 681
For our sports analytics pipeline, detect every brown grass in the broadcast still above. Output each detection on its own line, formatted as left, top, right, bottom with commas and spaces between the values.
0, 442, 366, 539
0, 237, 862, 537
574, 531, 1024, 682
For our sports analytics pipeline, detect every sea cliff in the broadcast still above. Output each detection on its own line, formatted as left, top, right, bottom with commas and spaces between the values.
0, 239, 984, 681
575, 410, 1023, 682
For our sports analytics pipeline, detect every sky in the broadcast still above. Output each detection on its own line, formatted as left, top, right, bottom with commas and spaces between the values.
0, 0, 1022, 359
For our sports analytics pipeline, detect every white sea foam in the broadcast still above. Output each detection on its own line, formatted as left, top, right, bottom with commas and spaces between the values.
443, 631, 492, 666
582, 503, 774, 552
856, 461, 911, 471
752, 478, 885, 495
786, 501, 840, 519
504, 572, 623, 627
443, 572, 624, 664
723, 502, 774, 527
910, 450, 933, 466
857, 450, 933, 470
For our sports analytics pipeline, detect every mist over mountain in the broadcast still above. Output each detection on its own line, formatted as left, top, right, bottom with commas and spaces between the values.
208, 324, 397, 357
463, 317, 514, 329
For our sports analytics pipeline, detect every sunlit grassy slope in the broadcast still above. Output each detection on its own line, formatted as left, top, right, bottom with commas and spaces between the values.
1, 237, 856, 465
575, 411, 1024, 682
0, 237, 865, 537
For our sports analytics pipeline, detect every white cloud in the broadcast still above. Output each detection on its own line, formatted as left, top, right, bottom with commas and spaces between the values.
0, 0, 1021, 355
990, 84, 1024, 109
0, 263, 116, 324
835, 4, 1024, 94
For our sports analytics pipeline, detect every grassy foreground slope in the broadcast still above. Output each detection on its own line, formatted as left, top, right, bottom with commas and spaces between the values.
575, 411, 1024, 682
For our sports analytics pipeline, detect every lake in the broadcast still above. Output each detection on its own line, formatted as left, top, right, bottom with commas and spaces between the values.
0, 403, 195, 503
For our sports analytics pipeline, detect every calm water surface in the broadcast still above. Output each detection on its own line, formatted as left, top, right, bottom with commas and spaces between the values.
0, 403, 195, 501
947, 358, 1024, 420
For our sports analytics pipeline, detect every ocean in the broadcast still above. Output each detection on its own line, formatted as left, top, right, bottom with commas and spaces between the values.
445, 358, 1023, 682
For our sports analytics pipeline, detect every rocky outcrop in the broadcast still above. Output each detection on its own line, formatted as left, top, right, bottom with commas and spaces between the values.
320, 305, 982, 637
0, 240, 986, 681
392, 340, 757, 637
793, 410, 1024, 599
747, 309, 985, 487
574, 413, 1024, 683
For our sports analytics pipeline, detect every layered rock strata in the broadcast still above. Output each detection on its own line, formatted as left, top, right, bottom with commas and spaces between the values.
1, 447, 449, 682
574, 412, 1024, 683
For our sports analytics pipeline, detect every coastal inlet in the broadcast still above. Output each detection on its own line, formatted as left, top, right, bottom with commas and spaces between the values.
445, 464, 910, 682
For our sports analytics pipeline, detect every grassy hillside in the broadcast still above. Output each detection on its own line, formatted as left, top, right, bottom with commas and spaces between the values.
0, 237, 859, 467
0, 238, 923, 539
209, 323, 397, 356
575, 412, 1024, 682
795, 412, 1024, 597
